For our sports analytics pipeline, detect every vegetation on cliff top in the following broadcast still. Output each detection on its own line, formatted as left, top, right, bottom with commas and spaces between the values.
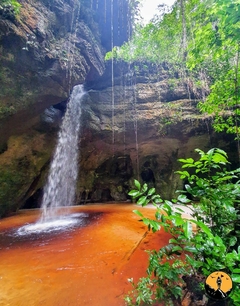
0, 0, 21, 14
106, 0, 240, 157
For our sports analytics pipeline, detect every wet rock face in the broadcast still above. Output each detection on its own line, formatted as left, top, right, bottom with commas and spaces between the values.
0, 0, 132, 142
0, 0, 105, 142
0, 0, 238, 214
0, 62, 238, 213
0, 0, 132, 216
0, 0, 105, 216
78, 75, 238, 203
0, 130, 56, 216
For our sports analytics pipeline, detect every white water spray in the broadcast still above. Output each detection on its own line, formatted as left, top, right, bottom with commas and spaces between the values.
40, 85, 85, 221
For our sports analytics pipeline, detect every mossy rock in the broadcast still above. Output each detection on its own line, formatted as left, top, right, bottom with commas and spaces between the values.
0, 132, 55, 217
0, 165, 30, 216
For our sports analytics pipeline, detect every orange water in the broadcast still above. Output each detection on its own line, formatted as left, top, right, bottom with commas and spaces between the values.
0, 204, 171, 306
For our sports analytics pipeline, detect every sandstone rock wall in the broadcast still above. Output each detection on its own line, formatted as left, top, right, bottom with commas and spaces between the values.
78, 75, 237, 203
0, 0, 237, 216
0, 0, 130, 216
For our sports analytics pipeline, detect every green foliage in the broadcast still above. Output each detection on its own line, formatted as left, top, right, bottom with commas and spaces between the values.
125, 252, 187, 305
105, 0, 240, 142
176, 148, 240, 240
0, 0, 21, 14
185, 0, 240, 140
190, 10, 240, 138
105, 4, 182, 64
125, 148, 240, 305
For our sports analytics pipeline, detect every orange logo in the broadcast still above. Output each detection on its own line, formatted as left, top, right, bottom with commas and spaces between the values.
205, 271, 233, 300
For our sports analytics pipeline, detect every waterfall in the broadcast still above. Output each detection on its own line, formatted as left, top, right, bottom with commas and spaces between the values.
111, 0, 115, 153
40, 85, 85, 221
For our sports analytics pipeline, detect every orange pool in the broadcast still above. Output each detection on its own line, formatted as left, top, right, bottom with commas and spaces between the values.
0, 204, 171, 306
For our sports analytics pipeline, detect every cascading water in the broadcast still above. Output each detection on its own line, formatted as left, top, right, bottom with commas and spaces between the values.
16, 85, 86, 235
41, 84, 85, 221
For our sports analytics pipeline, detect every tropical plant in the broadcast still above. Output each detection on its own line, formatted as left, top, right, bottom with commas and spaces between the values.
176, 148, 240, 241
125, 148, 240, 305
105, 0, 240, 153
0, 0, 21, 14
105, 3, 182, 64
187, 0, 240, 155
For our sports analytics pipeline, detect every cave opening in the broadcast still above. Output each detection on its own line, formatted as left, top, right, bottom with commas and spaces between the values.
141, 168, 155, 183
101, 188, 114, 202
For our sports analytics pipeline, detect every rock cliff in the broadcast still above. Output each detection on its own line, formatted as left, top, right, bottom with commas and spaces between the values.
0, 0, 130, 215
0, 0, 237, 216
78, 66, 237, 203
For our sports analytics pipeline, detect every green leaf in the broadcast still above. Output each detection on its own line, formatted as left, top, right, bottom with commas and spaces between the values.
212, 152, 228, 164
142, 218, 161, 232
185, 254, 202, 268
215, 148, 228, 158
173, 215, 185, 226
162, 201, 173, 215
175, 170, 190, 178
133, 210, 143, 217
213, 235, 223, 246
149, 220, 161, 232
178, 158, 194, 164
229, 236, 237, 247
184, 246, 198, 253
148, 187, 156, 196
137, 196, 148, 206
183, 221, 192, 239
206, 258, 212, 266
177, 194, 191, 204
152, 195, 163, 204
185, 184, 192, 193
169, 238, 178, 244
165, 200, 173, 206
128, 190, 141, 197
142, 183, 148, 193
182, 164, 197, 168
172, 245, 183, 252
232, 274, 240, 283
134, 179, 141, 190
232, 269, 240, 273
191, 220, 213, 238
155, 210, 161, 220
174, 207, 184, 213
216, 175, 234, 182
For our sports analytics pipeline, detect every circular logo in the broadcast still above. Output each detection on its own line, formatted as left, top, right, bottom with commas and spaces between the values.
205, 271, 233, 300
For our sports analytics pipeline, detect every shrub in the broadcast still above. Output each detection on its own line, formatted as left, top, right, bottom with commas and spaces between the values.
125, 148, 240, 305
